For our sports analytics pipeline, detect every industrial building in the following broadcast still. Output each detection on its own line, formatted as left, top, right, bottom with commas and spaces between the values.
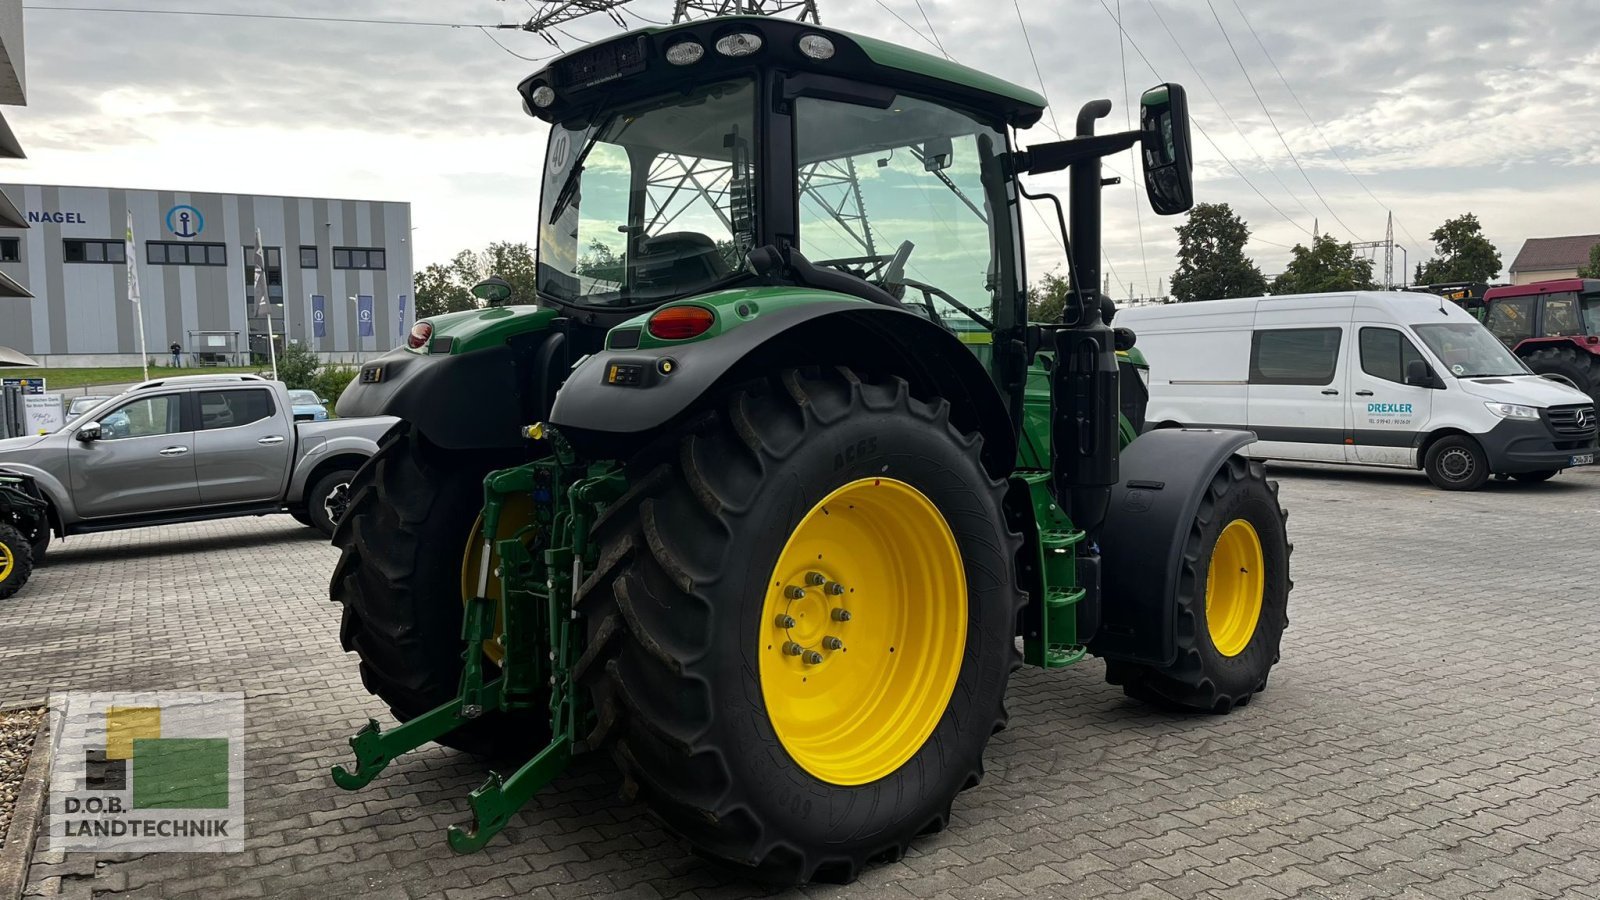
0, 184, 413, 365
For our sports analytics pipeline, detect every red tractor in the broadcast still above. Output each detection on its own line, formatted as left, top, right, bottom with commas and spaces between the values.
1481, 279, 1600, 403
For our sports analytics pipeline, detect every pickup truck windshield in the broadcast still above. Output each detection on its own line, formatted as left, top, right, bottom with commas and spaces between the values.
1413, 322, 1530, 378
536, 78, 756, 310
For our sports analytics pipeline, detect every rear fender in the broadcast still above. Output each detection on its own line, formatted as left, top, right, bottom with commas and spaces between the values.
550, 301, 1017, 477
1514, 336, 1600, 358
1089, 427, 1254, 666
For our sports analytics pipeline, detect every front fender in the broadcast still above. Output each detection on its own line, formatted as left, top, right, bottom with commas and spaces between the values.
1090, 427, 1255, 666
0, 459, 72, 530
549, 299, 1017, 476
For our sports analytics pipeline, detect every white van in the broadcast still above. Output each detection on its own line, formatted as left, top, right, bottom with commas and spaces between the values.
1118, 291, 1598, 490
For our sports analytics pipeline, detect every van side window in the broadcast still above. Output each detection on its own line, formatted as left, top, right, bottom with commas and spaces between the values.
1484, 296, 1533, 346
1249, 328, 1342, 386
1359, 327, 1425, 384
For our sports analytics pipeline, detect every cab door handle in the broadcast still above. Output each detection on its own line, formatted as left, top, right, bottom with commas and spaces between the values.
258, 436, 286, 445
1321, 389, 1340, 395
159, 446, 190, 456
1355, 390, 1374, 396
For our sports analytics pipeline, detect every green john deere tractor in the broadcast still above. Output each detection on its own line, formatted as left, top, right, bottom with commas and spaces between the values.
330, 15, 1292, 883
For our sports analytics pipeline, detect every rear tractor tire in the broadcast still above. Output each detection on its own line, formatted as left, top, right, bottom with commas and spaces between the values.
0, 523, 33, 601
330, 425, 548, 757
576, 367, 1025, 883
1105, 457, 1291, 713
1524, 346, 1600, 405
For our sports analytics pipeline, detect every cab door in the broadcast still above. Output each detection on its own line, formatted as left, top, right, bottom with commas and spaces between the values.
68, 392, 199, 517
1348, 325, 1433, 465
192, 386, 293, 504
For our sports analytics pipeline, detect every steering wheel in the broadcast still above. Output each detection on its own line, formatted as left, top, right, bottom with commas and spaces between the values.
810, 241, 915, 286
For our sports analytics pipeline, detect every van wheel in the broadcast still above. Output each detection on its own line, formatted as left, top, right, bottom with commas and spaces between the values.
1424, 435, 1488, 491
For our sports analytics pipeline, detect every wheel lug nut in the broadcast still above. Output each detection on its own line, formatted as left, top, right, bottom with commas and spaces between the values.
824, 581, 845, 595
805, 571, 826, 586
822, 636, 844, 651
802, 650, 824, 665
784, 585, 806, 600
831, 608, 851, 622
774, 614, 796, 629
783, 641, 804, 656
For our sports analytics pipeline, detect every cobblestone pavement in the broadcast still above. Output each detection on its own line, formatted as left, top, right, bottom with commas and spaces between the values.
4, 465, 1599, 899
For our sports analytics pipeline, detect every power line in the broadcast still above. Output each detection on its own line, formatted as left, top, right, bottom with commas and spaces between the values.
1010, 0, 1064, 141
911, 0, 947, 57
1144, 0, 1317, 231
871, 0, 946, 56
1201, 0, 1363, 240
1116, 0, 1151, 295
1227, 0, 1426, 250
21, 5, 486, 27
1092, 0, 1317, 240
478, 25, 553, 61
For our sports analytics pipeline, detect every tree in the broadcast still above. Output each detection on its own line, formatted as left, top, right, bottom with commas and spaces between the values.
413, 241, 542, 318
1578, 242, 1600, 279
1027, 270, 1071, 322
1169, 202, 1268, 302
1271, 234, 1377, 294
1414, 213, 1502, 283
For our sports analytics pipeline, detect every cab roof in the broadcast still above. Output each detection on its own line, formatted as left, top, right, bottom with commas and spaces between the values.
518, 16, 1046, 129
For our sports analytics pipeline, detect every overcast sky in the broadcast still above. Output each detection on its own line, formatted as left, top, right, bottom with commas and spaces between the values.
9, 0, 1599, 298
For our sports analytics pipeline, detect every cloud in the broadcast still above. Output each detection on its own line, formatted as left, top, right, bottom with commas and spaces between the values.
5, 0, 1597, 294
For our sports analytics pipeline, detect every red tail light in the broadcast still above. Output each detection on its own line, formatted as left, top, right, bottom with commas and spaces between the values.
647, 306, 715, 340
407, 321, 433, 349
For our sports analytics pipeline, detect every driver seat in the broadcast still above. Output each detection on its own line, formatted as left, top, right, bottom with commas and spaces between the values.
634, 232, 730, 290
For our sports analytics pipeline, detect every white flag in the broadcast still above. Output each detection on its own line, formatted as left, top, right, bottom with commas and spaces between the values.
253, 228, 269, 316
125, 209, 140, 305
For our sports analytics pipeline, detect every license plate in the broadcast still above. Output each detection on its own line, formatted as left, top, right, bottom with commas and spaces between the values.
1571, 453, 1595, 467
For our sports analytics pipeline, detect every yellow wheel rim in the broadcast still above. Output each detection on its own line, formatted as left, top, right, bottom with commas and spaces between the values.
1205, 518, 1264, 657
758, 477, 967, 786
461, 494, 538, 665
0, 541, 12, 583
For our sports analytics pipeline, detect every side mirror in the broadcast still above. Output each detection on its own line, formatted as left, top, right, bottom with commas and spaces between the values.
1139, 83, 1195, 216
318, 398, 329, 405
77, 421, 101, 442
1404, 360, 1436, 388
471, 276, 514, 307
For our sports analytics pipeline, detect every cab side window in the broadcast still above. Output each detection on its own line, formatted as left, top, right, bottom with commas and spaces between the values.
1485, 297, 1533, 346
1359, 327, 1425, 384
198, 389, 275, 430
98, 395, 182, 440
1249, 328, 1342, 386
1542, 295, 1582, 336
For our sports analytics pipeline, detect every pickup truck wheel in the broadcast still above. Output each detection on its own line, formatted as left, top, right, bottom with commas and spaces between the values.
0, 524, 32, 601
331, 425, 548, 757
307, 469, 356, 537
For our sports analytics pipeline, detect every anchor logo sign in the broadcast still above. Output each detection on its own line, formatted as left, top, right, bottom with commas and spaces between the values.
164, 205, 204, 238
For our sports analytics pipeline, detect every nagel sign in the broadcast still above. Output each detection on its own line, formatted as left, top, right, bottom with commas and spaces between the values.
28, 210, 88, 224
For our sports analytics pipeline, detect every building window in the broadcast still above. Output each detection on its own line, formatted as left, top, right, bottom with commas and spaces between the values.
147, 241, 226, 266
243, 245, 284, 305
64, 238, 126, 264
0, 237, 17, 262
299, 246, 317, 268
332, 246, 386, 270
1249, 327, 1343, 386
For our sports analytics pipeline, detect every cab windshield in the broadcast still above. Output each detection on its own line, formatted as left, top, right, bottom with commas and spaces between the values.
537, 79, 756, 309
1413, 322, 1530, 378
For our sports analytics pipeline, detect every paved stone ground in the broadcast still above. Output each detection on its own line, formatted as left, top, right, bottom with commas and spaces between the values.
4, 465, 1599, 899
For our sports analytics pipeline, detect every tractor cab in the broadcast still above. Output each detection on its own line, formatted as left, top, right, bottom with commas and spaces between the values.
1481, 279, 1600, 402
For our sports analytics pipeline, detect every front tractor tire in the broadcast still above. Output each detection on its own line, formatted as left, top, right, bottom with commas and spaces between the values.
1106, 457, 1291, 713
576, 367, 1024, 883
1524, 345, 1600, 405
0, 523, 32, 600
330, 425, 547, 756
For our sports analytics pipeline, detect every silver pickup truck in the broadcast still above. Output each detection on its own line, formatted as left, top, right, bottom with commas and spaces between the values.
0, 374, 394, 555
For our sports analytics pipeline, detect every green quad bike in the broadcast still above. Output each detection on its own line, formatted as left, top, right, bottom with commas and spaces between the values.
0, 469, 48, 599
330, 16, 1292, 883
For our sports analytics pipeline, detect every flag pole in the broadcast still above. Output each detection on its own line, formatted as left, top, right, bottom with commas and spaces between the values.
266, 306, 278, 381
126, 210, 148, 381
253, 228, 279, 381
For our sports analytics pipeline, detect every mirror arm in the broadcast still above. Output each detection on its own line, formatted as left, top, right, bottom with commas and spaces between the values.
1017, 131, 1141, 176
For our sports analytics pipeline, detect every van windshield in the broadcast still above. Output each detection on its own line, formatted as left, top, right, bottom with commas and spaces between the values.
1413, 322, 1529, 378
